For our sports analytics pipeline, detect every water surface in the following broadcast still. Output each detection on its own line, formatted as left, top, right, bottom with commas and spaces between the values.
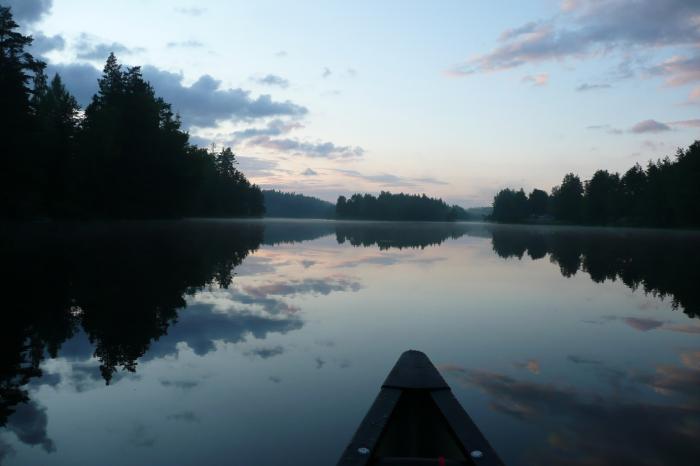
1, 220, 699, 465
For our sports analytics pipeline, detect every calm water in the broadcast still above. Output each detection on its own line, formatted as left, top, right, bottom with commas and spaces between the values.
1, 220, 699, 465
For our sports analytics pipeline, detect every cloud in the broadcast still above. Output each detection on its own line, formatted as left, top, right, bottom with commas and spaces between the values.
449, 0, 700, 75
253, 74, 290, 88
576, 83, 611, 91
75, 33, 143, 61
174, 7, 205, 16
630, 119, 672, 134
141, 66, 307, 128
4, 0, 52, 24
586, 125, 624, 135
335, 169, 448, 187
322, 67, 332, 78
231, 119, 302, 142
236, 156, 280, 177
166, 40, 204, 48
670, 119, 700, 128
301, 168, 318, 176
45, 62, 101, 106
689, 86, 700, 103
521, 73, 549, 86
30, 32, 65, 55
248, 136, 364, 159
647, 54, 700, 87
245, 345, 285, 359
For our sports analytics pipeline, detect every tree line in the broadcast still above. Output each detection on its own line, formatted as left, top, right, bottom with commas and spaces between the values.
491, 141, 700, 228
263, 190, 335, 218
0, 6, 264, 219
336, 191, 470, 221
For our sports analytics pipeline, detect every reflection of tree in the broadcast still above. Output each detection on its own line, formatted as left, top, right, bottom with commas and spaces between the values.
0, 221, 263, 425
335, 222, 470, 250
490, 226, 700, 317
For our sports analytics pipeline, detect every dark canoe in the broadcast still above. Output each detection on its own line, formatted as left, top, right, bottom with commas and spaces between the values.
337, 350, 504, 466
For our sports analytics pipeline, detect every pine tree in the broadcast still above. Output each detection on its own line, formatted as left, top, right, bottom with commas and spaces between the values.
0, 6, 45, 216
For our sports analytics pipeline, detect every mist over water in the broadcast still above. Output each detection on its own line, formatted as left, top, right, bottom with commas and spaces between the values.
1, 220, 699, 465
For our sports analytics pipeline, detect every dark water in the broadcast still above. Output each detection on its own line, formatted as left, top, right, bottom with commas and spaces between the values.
1, 220, 699, 465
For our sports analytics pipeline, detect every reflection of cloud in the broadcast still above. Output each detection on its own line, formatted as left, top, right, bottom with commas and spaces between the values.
167, 411, 200, 423
664, 324, 700, 334
680, 351, 700, 370
243, 276, 361, 298
623, 317, 665, 331
514, 359, 541, 374
567, 355, 602, 365
0, 436, 15, 462
143, 303, 303, 359
160, 379, 199, 390
6, 401, 55, 453
128, 423, 156, 448
334, 254, 446, 269
441, 358, 700, 465
245, 345, 285, 359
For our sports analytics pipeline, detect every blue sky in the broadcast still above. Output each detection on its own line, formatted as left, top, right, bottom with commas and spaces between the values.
7, 0, 700, 206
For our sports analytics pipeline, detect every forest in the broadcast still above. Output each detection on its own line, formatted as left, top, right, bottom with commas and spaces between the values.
491, 141, 700, 228
336, 191, 469, 221
263, 190, 334, 218
0, 7, 264, 219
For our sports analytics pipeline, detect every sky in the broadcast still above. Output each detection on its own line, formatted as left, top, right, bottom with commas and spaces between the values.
6, 0, 700, 206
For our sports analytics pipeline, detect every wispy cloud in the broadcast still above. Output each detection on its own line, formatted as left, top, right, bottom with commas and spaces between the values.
252, 74, 290, 88
166, 40, 204, 48
449, 0, 700, 76
630, 119, 672, 134
174, 7, 206, 16
522, 73, 549, 86
74, 33, 144, 60
576, 83, 611, 91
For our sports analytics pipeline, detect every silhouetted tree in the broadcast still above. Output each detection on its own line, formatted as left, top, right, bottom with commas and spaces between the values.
0, 6, 45, 217
584, 170, 622, 224
528, 189, 549, 217
335, 191, 468, 221
550, 173, 584, 223
491, 188, 529, 222
32, 72, 81, 214
263, 190, 334, 218
491, 142, 700, 228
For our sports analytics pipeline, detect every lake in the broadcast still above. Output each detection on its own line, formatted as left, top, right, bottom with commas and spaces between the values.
1, 219, 699, 465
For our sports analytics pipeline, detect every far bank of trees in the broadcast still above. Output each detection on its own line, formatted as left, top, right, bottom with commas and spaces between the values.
0, 6, 263, 219
491, 141, 700, 228
336, 191, 469, 221
263, 190, 334, 218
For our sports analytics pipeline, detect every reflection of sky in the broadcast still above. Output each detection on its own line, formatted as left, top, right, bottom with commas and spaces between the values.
2, 224, 700, 465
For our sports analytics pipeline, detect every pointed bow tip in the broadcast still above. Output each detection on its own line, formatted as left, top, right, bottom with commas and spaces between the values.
382, 350, 449, 390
